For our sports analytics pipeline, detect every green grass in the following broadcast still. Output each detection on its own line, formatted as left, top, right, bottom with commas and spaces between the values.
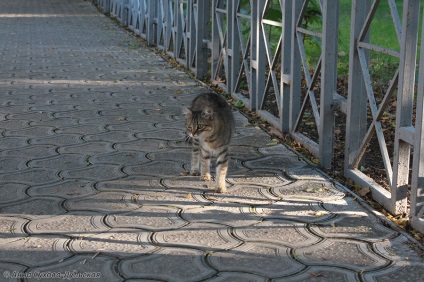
304, 0, 424, 81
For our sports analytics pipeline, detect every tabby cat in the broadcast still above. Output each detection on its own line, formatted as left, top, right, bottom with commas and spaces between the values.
183, 92, 235, 193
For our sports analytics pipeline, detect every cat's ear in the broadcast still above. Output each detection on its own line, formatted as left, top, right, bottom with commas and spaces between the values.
182, 107, 192, 116
202, 107, 214, 120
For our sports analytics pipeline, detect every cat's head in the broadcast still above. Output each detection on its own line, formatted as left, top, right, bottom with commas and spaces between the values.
182, 106, 214, 138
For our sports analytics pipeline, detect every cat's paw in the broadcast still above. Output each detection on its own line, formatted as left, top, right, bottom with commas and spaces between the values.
201, 173, 212, 181
190, 170, 200, 176
215, 186, 227, 193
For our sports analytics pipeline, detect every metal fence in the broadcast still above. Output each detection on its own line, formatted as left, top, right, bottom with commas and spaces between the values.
92, 0, 424, 234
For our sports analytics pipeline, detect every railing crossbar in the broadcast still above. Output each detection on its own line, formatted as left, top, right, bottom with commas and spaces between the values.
94, 0, 424, 233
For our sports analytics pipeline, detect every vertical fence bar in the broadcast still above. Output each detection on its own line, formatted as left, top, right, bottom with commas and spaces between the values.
344, 0, 370, 176
391, 0, 420, 215
318, 0, 339, 169
210, 0, 219, 84
253, 0, 266, 110
174, 0, 182, 59
230, 0, 240, 95
411, 15, 424, 231
146, 0, 156, 45
195, 0, 210, 79
230, 0, 253, 109
163, 0, 171, 53
156, 0, 164, 49
187, 0, 195, 70
249, 0, 261, 111
122, 0, 129, 27
289, 1, 302, 133
280, 0, 293, 133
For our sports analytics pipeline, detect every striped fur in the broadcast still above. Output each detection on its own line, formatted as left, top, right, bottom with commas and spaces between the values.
183, 93, 234, 193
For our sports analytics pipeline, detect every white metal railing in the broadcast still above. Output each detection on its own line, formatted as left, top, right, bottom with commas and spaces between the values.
92, 0, 424, 233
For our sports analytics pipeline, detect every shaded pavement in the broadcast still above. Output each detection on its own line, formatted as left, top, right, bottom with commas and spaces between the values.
0, 0, 423, 281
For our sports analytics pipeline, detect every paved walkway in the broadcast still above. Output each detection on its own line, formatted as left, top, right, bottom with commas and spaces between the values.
0, 0, 423, 281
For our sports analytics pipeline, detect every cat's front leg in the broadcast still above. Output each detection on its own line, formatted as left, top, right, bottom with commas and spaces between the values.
190, 138, 200, 176
200, 148, 212, 181
215, 149, 229, 193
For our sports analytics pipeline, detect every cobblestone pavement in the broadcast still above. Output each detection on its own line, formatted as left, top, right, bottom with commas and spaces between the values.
0, 0, 423, 281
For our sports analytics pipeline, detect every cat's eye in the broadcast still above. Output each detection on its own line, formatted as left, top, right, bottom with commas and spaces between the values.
186, 125, 192, 129
198, 124, 204, 129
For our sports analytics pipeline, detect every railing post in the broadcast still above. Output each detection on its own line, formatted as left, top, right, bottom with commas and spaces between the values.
252, 0, 266, 110
146, 0, 156, 46
174, 0, 183, 58
289, 1, 302, 133
230, 0, 239, 94
121, 0, 129, 27
156, 0, 164, 49
391, 0, 420, 214
344, 0, 370, 176
106, 0, 111, 15
187, 0, 195, 69
411, 12, 424, 232
210, 0, 218, 83
280, 0, 293, 133
194, 0, 210, 79
166, 0, 174, 54
318, 0, 339, 169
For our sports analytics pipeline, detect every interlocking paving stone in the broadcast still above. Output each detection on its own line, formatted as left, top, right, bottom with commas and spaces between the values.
226, 170, 289, 186
153, 222, 240, 251
208, 242, 305, 278
183, 205, 262, 227
26, 212, 109, 237
244, 155, 308, 172
0, 168, 60, 185
28, 153, 88, 169
203, 184, 278, 205
282, 266, 358, 282
69, 230, 155, 257
0, 235, 70, 267
0, 197, 65, 218
0, 136, 29, 149
0, 0, 423, 280
96, 176, 164, 193
27, 180, 96, 198
233, 219, 321, 248
206, 272, 268, 282
0, 216, 29, 244
58, 141, 115, 156
272, 179, 345, 201
105, 121, 156, 132
120, 248, 215, 281
27, 255, 122, 282
1, 144, 58, 159
64, 192, 139, 213
0, 262, 26, 282
257, 201, 334, 223
295, 239, 388, 271
0, 183, 29, 204
89, 151, 149, 166
125, 160, 185, 177
4, 125, 56, 138
83, 131, 138, 143
104, 205, 186, 230
115, 138, 169, 152
61, 164, 125, 181
30, 133, 84, 146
